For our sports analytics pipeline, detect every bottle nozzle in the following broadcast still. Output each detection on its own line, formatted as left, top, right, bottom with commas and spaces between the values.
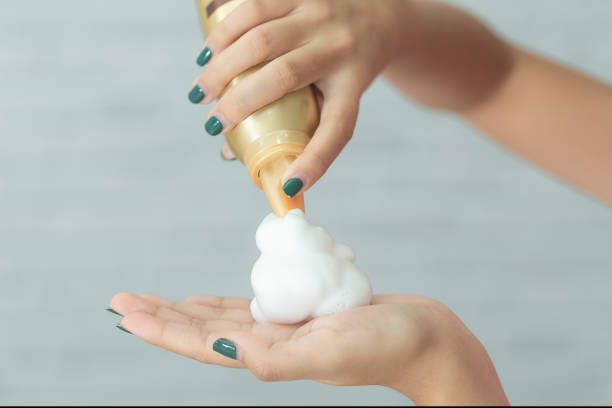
259, 155, 304, 217
197, 0, 319, 218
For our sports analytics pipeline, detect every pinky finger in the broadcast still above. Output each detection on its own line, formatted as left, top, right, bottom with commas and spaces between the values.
221, 142, 237, 161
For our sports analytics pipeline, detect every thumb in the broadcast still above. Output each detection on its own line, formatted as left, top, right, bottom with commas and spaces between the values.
280, 90, 360, 197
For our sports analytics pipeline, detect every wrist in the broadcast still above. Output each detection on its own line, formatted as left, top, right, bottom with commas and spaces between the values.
386, 302, 509, 405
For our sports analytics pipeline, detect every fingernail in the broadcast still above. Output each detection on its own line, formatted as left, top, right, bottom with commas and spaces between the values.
205, 115, 224, 136
116, 324, 132, 335
282, 177, 303, 197
106, 308, 123, 317
196, 46, 213, 66
213, 338, 237, 359
220, 150, 237, 161
188, 84, 205, 104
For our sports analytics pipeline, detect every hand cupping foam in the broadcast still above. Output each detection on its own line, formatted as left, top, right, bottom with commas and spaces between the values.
250, 209, 373, 324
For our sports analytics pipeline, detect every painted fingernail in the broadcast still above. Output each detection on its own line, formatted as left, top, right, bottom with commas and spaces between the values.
116, 324, 132, 335
106, 308, 123, 317
282, 177, 303, 197
188, 84, 205, 104
205, 115, 223, 136
196, 46, 212, 66
213, 338, 237, 359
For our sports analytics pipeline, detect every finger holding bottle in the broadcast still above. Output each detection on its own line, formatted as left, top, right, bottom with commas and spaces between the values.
190, 13, 313, 106
197, 0, 299, 66
189, 0, 404, 191
201, 39, 343, 137
280, 77, 362, 196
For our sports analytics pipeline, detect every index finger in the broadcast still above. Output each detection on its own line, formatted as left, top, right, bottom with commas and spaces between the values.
201, 0, 298, 60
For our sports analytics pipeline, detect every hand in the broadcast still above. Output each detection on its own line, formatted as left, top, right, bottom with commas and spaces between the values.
108, 292, 508, 405
191, 0, 407, 194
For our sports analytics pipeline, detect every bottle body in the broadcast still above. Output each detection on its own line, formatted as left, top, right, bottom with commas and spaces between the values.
196, 0, 320, 216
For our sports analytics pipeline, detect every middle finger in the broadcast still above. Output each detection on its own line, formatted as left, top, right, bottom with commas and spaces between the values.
192, 13, 312, 105
139, 294, 254, 323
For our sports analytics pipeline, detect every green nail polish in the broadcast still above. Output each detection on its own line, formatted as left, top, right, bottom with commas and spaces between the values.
213, 338, 237, 359
106, 308, 123, 317
188, 85, 205, 104
205, 116, 223, 136
116, 325, 132, 335
282, 177, 303, 197
196, 47, 212, 66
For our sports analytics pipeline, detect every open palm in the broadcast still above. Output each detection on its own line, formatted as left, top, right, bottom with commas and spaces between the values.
109, 292, 442, 387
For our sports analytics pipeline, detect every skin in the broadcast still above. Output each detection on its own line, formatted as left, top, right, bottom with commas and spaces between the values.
110, 292, 509, 405
197, 0, 402, 190
382, 1, 612, 204
198, 0, 612, 204
114, 0, 612, 404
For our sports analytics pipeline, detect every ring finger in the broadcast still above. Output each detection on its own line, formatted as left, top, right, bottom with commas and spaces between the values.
203, 39, 337, 135
191, 14, 312, 105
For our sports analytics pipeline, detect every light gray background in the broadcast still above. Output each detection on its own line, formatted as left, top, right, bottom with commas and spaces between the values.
1, 0, 611, 405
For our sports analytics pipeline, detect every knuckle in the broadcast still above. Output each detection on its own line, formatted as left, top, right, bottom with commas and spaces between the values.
212, 306, 225, 318
209, 296, 224, 307
248, 27, 274, 60
247, 0, 267, 21
273, 59, 300, 93
195, 74, 213, 96
311, 0, 333, 22
252, 363, 278, 382
422, 297, 453, 317
333, 26, 357, 55
187, 316, 202, 328
203, 65, 234, 97
208, 24, 229, 48
299, 149, 329, 182
222, 90, 249, 120
213, 95, 232, 117
310, 150, 330, 174
152, 305, 164, 317
344, 127, 355, 142
338, 109, 359, 132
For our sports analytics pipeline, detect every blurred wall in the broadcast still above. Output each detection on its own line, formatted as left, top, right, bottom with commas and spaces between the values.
0, 0, 611, 405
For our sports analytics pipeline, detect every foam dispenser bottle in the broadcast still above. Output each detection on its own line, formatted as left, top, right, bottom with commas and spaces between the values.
196, 0, 320, 216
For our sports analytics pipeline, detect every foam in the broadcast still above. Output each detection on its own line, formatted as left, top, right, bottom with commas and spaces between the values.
250, 209, 372, 324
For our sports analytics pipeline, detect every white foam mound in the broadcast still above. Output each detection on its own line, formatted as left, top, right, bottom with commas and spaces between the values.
250, 209, 372, 324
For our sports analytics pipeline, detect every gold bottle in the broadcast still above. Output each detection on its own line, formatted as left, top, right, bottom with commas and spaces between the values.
196, 0, 319, 216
